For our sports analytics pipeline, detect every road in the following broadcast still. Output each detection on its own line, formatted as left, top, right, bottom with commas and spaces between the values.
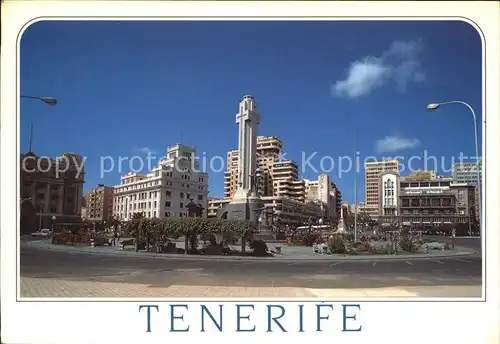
426, 236, 482, 252
20, 245, 482, 298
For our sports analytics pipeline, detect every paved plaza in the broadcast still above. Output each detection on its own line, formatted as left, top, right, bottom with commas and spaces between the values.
20, 242, 482, 298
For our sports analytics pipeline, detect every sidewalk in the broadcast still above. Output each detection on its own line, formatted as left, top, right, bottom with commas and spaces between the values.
20, 277, 481, 298
23, 239, 478, 262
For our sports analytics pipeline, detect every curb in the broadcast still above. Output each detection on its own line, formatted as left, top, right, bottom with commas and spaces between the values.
22, 242, 478, 262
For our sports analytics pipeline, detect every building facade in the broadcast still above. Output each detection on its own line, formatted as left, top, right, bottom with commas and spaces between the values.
207, 197, 231, 218
85, 184, 114, 222
223, 150, 240, 198
364, 159, 400, 217
113, 144, 209, 221
378, 172, 476, 227
452, 162, 482, 185
20, 152, 85, 234
453, 162, 482, 224
224, 136, 284, 199
304, 173, 342, 223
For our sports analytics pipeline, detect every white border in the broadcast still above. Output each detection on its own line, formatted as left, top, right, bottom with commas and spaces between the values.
1, 1, 499, 343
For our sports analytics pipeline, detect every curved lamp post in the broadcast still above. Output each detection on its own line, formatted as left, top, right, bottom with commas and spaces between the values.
21, 95, 57, 152
426, 101, 482, 234
21, 95, 57, 106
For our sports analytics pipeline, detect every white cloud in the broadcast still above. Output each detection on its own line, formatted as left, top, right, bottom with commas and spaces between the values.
333, 39, 425, 99
375, 136, 421, 154
136, 147, 156, 154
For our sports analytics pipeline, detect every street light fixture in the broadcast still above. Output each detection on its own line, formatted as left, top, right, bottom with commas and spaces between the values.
21, 94, 57, 152
426, 100, 482, 234
21, 95, 57, 106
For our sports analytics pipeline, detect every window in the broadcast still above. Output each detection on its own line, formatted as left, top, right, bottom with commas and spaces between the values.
187, 194, 191, 200
198, 195, 203, 201
180, 203, 184, 209
180, 192, 184, 198
165, 201, 171, 207
166, 191, 171, 197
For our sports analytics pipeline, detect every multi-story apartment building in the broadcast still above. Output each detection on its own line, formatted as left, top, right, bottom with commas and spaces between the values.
260, 196, 322, 227
207, 197, 231, 218
378, 171, 476, 227
20, 152, 85, 234
452, 162, 482, 186
452, 162, 482, 224
223, 150, 240, 199
257, 136, 283, 196
224, 136, 283, 198
364, 159, 400, 218
85, 184, 114, 222
304, 173, 342, 222
113, 144, 209, 221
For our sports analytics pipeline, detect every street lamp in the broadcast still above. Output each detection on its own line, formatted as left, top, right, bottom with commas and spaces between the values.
21, 95, 57, 106
426, 101, 482, 233
21, 95, 57, 152
51, 215, 57, 234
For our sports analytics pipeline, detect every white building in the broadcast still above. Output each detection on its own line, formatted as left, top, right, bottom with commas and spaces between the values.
113, 144, 209, 221
379, 172, 399, 216
364, 159, 400, 217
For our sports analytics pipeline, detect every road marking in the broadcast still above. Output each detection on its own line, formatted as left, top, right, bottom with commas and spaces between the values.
372, 260, 377, 266
405, 260, 412, 266
454, 258, 472, 263
329, 262, 342, 267
434, 260, 445, 264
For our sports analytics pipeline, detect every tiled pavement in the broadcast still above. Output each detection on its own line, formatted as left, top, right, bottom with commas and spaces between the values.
21, 277, 315, 298
20, 277, 481, 298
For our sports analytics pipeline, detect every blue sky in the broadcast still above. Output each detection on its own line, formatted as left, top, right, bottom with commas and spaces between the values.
20, 20, 482, 203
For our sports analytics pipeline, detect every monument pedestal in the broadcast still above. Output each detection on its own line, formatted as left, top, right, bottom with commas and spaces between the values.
225, 189, 263, 224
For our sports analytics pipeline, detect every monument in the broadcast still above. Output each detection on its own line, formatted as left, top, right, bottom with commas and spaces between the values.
337, 206, 346, 233
224, 95, 264, 224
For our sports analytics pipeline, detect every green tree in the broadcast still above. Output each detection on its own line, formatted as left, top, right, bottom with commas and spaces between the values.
129, 212, 145, 252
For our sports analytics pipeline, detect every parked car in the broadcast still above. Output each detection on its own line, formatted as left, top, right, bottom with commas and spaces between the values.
31, 229, 52, 237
